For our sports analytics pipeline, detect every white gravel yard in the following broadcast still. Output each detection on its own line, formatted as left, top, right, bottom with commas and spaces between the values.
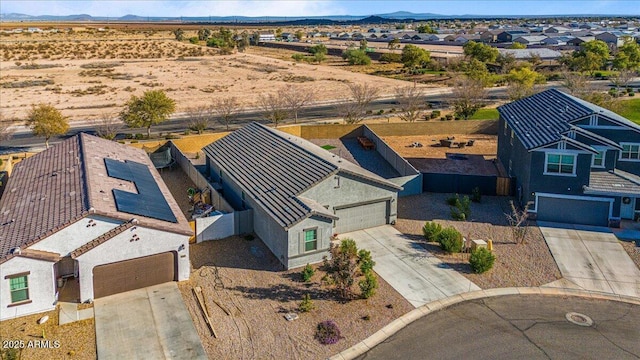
394, 192, 561, 289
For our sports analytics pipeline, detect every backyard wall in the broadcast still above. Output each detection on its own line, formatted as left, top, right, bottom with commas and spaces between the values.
362, 125, 422, 197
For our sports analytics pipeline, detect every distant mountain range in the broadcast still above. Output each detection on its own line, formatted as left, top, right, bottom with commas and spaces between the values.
0, 11, 637, 23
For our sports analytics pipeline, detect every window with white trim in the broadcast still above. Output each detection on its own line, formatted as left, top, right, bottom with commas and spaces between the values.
545, 153, 576, 175
304, 229, 317, 252
591, 150, 606, 168
620, 143, 640, 161
9, 275, 29, 303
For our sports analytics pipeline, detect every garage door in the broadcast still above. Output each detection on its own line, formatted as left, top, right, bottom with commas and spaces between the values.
335, 201, 388, 233
537, 196, 610, 227
93, 252, 176, 299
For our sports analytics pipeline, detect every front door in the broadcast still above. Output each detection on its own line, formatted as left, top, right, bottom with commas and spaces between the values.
620, 197, 635, 220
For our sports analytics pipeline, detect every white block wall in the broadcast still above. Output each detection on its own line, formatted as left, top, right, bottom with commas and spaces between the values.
74, 225, 190, 302
0, 257, 56, 321
196, 213, 234, 242
29, 216, 121, 256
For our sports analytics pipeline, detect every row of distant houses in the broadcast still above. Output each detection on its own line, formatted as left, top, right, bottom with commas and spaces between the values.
329, 28, 640, 47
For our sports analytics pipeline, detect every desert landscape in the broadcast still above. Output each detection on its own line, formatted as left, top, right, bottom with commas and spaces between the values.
0, 26, 435, 126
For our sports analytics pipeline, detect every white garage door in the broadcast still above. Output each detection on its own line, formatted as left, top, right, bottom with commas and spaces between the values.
335, 201, 388, 233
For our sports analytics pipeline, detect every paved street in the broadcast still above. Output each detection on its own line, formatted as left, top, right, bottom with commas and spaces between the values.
539, 222, 640, 297
356, 294, 640, 360
341, 226, 480, 307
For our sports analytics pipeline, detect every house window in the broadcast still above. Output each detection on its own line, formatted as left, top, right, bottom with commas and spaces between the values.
545, 153, 576, 175
304, 229, 317, 252
620, 143, 640, 161
9, 275, 29, 303
591, 150, 606, 168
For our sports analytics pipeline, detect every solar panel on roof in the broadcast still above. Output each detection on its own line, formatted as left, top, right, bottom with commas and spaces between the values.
104, 158, 178, 223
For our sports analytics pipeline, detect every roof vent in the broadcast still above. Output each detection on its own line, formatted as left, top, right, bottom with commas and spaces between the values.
10, 247, 21, 255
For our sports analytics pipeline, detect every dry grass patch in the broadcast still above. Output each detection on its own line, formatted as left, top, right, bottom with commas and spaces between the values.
180, 237, 412, 360
0, 309, 95, 360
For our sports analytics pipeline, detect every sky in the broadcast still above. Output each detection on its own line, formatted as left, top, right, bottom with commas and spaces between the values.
1, 0, 639, 17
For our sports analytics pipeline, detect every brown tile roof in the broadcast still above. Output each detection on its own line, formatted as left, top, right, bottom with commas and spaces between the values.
70, 220, 135, 258
0, 134, 192, 264
17, 249, 62, 263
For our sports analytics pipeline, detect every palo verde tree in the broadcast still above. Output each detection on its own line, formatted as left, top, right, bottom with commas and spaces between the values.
120, 90, 176, 138
25, 103, 69, 148
463, 41, 499, 63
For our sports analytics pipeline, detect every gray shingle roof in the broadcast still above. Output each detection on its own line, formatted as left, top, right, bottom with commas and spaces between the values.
497, 88, 639, 150
0, 134, 191, 263
203, 122, 400, 229
585, 170, 640, 196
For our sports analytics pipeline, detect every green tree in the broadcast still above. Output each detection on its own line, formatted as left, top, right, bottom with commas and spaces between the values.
25, 103, 69, 148
565, 40, 610, 75
275, 28, 283, 39
120, 90, 176, 138
463, 58, 496, 87
507, 66, 545, 100
388, 38, 401, 51
324, 239, 377, 300
359, 38, 368, 51
417, 24, 437, 34
294, 30, 305, 41
309, 44, 327, 63
197, 28, 211, 41
342, 48, 371, 65
613, 37, 640, 71
173, 28, 184, 41
508, 42, 527, 49
401, 44, 431, 69
463, 41, 499, 63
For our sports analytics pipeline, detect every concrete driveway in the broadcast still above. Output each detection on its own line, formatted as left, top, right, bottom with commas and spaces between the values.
539, 222, 640, 298
94, 282, 207, 360
340, 226, 480, 307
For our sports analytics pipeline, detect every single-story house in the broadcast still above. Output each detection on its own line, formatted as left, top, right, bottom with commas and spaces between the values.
497, 89, 640, 227
512, 35, 549, 45
498, 48, 562, 60
258, 32, 276, 42
496, 30, 530, 43
203, 123, 402, 269
541, 36, 575, 46
0, 134, 192, 320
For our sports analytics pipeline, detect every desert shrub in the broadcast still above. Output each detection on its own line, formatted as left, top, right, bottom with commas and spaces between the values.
342, 48, 371, 65
380, 52, 402, 63
134, 133, 144, 140
315, 320, 341, 345
450, 195, 471, 221
188, 37, 199, 44
471, 187, 482, 203
469, 247, 496, 273
445, 114, 454, 120
437, 227, 463, 253
301, 263, 315, 282
299, 294, 315, 312
291, 53, 305, 62
446, 194, 459, 206
358, 249, 375, 273
431, 110, 441, 118
358, 270, 378, 299
422, 221, 443, 242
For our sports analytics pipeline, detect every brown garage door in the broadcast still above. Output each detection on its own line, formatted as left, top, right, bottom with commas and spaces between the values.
93, 252, 176, 299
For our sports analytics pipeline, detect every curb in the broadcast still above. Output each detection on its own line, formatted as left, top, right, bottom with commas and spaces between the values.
328, 287, 640, 360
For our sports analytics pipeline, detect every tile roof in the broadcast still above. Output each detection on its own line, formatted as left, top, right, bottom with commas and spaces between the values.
0, 134, 191, 263
584, 170, 640, 196
497, 88, 639, 150
203, 122, 400, 229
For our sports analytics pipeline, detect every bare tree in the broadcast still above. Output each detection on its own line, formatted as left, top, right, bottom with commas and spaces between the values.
336, 83, 380, 124
258, 92, 288, 127
213, 96, 240, 131
282, 86, 315, 124
94, 112, 122, 140
610, 69, 635, 93
505, 200, 531, 244
450, 77, 486, 120
561, 69, 589, 97
185, 105, 214, 134
0, 113, 15, 142
394, 84, 425, 122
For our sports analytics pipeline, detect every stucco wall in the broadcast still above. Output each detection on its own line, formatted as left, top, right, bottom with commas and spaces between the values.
196, 213, 234, 242
29, 216, 121, 256
0, 257, 55, 321
74, 226, 190, 302
286, 216, 333, 269
251, 204, 289, 268
301, 172, 398, 225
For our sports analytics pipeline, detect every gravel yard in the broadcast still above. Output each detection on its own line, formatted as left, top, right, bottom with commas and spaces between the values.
159, 166, 198, 218
621, 240, 640, 271
395, 192, 561, 289
0, 309, 95, 360
179, 236, 413, 360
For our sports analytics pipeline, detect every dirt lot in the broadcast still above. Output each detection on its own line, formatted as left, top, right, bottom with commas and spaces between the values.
395, 192, 562, 289
382, 134, 498, 159
0, 309, 96, 360
179, 237, 412, 360
1, 39, 412, 124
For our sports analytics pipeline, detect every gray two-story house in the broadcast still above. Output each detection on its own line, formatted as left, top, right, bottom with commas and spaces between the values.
497, 89, 640, 226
